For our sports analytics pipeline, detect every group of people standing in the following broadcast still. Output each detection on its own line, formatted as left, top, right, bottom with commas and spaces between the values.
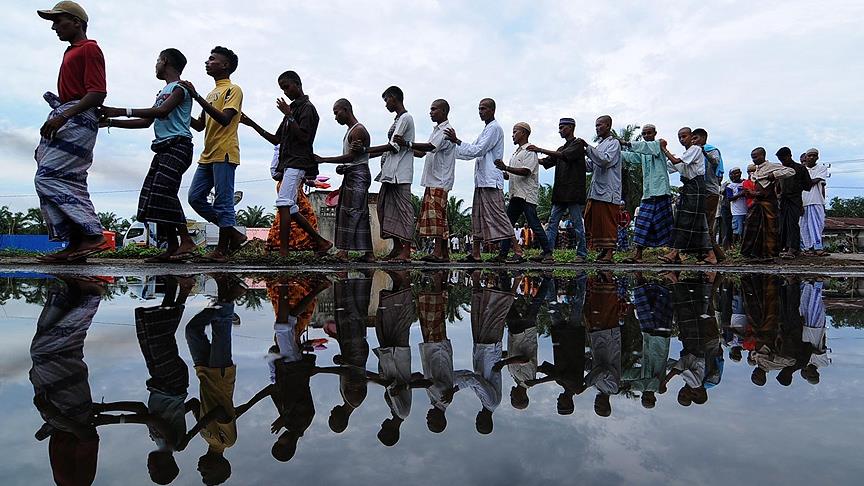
32, 2, 830, 265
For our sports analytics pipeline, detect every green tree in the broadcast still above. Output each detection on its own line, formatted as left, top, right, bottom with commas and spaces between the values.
827, 197, 864, 218
98, 211, 122, 232
446, 196, 472, 237
0, 207, 32, 234
25, 208, 47, 234
236, 205, 275, 228
536, 183, 552, 222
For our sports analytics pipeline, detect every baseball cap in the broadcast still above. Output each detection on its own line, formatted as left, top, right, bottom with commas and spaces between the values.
37, 1, 88, 23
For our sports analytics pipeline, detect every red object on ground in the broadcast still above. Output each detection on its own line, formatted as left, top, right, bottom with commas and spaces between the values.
102, 231, 116, 250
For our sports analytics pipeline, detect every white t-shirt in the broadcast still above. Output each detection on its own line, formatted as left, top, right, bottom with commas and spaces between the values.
802, 164, 828, 206
508, 144, 540, 204
728, 181, 748, 216
420, 120, 457, 190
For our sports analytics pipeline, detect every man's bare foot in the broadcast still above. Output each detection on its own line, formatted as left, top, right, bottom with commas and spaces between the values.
335, 250, 350, 262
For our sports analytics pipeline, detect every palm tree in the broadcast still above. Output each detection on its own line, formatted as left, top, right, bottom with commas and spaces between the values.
98, 212, 122, 232
593, 124, 644, 216
446, 196, 471, 237
236, 205, 275, 228
26, 208, 47, 234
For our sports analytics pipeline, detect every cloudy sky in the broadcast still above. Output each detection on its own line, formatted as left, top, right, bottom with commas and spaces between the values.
3, 0, 864, 220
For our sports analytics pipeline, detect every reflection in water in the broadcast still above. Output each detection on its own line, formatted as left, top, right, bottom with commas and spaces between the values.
12, 269, 851, 484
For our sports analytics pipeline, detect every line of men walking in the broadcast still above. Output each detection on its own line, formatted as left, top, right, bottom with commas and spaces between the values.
32, 1, 829, 265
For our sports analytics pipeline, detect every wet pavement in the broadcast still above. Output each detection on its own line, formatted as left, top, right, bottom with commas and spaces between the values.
1, 269, 862, 485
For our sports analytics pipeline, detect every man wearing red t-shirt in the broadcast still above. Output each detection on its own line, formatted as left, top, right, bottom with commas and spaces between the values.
35, 2, 109, 263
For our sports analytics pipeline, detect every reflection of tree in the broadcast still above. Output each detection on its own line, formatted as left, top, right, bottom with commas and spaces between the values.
237, 288, 268, 310
445, 281, 471, 324
0, 277, 49, 305
827, 308, 864, 328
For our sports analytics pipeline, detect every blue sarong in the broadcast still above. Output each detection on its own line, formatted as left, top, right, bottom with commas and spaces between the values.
633, 195, 673, 248
34, 92, 102, 240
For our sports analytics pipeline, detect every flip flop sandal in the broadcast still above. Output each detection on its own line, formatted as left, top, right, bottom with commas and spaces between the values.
657, 255, 681, 264
506, 255, 527, 264
64, 244, 111, 263
459, 255, 481, 263
620, 257, 641, 264
144, 255, 173, 263
168, 251, 196, 262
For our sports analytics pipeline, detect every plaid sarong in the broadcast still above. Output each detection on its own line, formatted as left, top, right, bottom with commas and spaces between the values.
335, 164, 373, 251
135, 304, 189, 396
584, 200, 618, 249
377, 182, 415, 242
137, 137, 193, 225
672, 176, 711, 251
418, 291, 447, 341
471, 187, 513, 243
741, 199, 779, 259
419, 187, 448, 237
34, 92, 102, 240
633, 283, 673, 332
634, 196, 673, 248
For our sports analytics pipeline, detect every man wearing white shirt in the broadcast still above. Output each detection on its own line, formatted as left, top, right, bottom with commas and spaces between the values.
659, 127, 717, 264
444, 98, 520, 263
577, 115, 622, 263
366, 86, 415, 262
398, 99, 456, 263
801, 148, 829, 256
495, 122, 553, 263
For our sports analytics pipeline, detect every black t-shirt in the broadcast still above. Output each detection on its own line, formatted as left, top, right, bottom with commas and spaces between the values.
545, 138, 587, 204
779, 162, 812, 204
277, 95, 320, 174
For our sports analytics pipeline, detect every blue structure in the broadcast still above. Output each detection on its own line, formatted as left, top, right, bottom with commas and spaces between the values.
0, 235, 67, 253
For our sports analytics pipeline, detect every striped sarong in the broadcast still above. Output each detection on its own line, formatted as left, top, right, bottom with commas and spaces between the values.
135, 304, 189, 396
419, 187, 448, 238
335, 164, 373, 251
583, 200, 618, 249
471, 187, 512, 243
377, 182, 415, 242
34, 92, 102, 240
672, 176, 711, 251
633, 196, 673, 248
741, 199, 779, 259
137, 137, 193, 225
800, 204, 825, 250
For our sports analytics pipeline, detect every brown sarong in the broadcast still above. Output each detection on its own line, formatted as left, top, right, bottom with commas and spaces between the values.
583, 200, 618, 249
741, 198, 779, 259
471, 187, 512, 243
584, 278, 619, 331
377, 182, 415, 242
419, 187, 448, 238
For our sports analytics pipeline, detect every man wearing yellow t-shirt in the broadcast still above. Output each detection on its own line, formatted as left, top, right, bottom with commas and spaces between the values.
180, 46, 245, 263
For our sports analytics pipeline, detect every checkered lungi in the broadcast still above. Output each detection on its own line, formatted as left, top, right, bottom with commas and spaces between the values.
419, 187, 448, 238
633, 195, 673, 248
633, 283, 673, 332
672, 176, 711, 252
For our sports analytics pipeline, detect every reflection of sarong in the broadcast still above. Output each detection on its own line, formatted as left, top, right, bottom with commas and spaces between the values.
137, 137, 193, 225
584, 279, 619, 331
135, 304, 189, 396
584, 200, 618, 249
34, 92, 102, 240
672, 176, 711, 251
471, 187, 512, 243
633, 283, 672, 331
267, 277, 317, 336
378, 182, 415, 242
633, 196, 673, 248
266, 182, 318, 251
335, 164, 373, 251
741, 199, 779, 259
419, 187, 448, 238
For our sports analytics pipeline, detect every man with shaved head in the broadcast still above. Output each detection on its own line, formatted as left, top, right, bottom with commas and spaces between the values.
444, 98, 520, 262
397, 99, 457, 262
314, 98, 374, 262
619, 124, 675, 263
740, 147, 795, 262
576, 115, 622, 263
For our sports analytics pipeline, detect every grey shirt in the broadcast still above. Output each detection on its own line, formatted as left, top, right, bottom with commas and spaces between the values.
586, 136, 623, 203
703, 147, 722, 195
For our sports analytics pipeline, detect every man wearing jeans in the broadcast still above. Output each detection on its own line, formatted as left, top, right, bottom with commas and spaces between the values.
181, 46, 245, 263
495, 122, 553, 263
527, 118, 587, 261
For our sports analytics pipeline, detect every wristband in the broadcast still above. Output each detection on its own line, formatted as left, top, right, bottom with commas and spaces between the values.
126, 108, 133, 117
